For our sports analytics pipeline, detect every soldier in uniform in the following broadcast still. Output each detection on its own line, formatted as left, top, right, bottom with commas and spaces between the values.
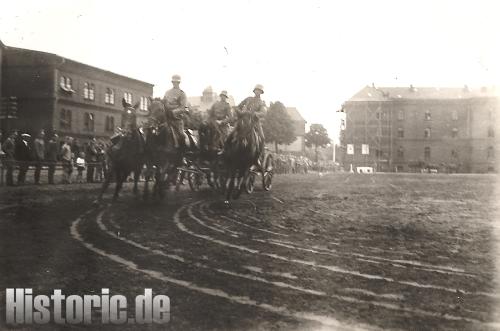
207, 90, 232, 150
163, 74, 189, 149
16, 133, 33, 185
2, 130, 18, 186
237, 84, 267, 159
46, 133, 59, 184
33, 130, 46, 184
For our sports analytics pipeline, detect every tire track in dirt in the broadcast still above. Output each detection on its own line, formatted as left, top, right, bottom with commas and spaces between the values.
70, 204, 381, 330
92, 202, 489, 326
176, 201, 498, 300
203, 203, 482, 279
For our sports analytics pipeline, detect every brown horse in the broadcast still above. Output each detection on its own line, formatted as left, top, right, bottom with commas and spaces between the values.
95, 99, 145, 203
222, 110, 262, 204
142, 100, 183, 200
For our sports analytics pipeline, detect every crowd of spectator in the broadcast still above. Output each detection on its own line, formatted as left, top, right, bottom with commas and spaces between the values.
0, 129, 107, 186
272, 153, 313, 174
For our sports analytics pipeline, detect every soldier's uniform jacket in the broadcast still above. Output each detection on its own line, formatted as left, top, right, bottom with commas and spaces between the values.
34, 138, 45, 161
208, 100, 231, 122
163, 87, 187, 121
237, 96, 266, 116
2, 137, 16, 159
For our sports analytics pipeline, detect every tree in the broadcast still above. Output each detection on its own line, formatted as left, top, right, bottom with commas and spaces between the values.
262, 101, 296, 153
305, 124, 331, 162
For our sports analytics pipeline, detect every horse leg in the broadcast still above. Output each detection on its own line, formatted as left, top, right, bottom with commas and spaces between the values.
143, 165, 151, 201
113, 171, 126, 202
94, 167, 113, 204
133, 167, 140, 197
225, 171, 235, 204
232, 170, 245, 199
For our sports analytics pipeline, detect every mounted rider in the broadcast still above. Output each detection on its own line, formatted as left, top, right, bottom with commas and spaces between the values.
236, 84, 267, 160
162, 74, 189, 149
206, 90, 232, 150
110, 98, 144, 156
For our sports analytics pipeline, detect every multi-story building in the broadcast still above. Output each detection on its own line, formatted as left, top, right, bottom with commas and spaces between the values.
341, 85, 499, 173
0, 44, 153, 138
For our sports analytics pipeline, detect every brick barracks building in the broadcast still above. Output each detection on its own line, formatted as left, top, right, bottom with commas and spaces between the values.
0, 42, 153, 138
340, 85, 499, 173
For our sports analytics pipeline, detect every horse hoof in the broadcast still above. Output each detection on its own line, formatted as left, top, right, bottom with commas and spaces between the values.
223, 200, 230, 208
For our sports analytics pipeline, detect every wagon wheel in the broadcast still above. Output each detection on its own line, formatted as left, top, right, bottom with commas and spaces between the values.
245, 171, 256, 194
232, 176, 245, 199
188, 171, 203, 192
262, 154, 274, 191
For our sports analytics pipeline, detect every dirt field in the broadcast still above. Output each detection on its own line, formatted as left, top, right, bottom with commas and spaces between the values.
0, 172, 499, 330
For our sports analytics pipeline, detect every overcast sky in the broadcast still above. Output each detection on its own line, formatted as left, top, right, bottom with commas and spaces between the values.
1, 0, 499, 141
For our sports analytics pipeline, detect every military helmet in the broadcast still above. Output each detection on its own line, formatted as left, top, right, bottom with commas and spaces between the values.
220, 90, 229, 98
253, 84, 264, 94
171, 74, 181, 82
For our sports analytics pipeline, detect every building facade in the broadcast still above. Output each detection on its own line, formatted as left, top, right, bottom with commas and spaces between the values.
1, 45, 153, 138
341, 85, 499, 173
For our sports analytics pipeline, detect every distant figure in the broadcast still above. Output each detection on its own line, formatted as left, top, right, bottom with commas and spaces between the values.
61, 137, 73, 184
2, 130, 18, 186
16, 133, 32, 185
33, 130, 46, 185
94, 141, 105, 182
46, 133, 59, 184
76, 152, 86, 183
86, 137, 98, 183
207, 90, 232, 150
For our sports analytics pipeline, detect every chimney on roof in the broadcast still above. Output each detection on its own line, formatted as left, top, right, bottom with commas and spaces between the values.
372, 82, 375, 88
463, 85, 470, 92
409, 84, 416, 92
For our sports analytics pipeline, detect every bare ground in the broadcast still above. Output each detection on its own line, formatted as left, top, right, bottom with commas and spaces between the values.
0, 172, 499, 330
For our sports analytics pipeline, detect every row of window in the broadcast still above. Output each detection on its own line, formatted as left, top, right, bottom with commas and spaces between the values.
395, 146, 495, 159
375, 109, 494, 121
396, 127, 494, 138
59, 76, 149, 111
59, 108, 115, 133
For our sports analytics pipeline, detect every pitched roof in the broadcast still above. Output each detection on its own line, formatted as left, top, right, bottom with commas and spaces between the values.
348, 85, 499, 102
286, 107, 306, 123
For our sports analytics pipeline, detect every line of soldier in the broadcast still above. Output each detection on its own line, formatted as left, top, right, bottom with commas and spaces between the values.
273, 154, 313, 174
0, 130, 107, 186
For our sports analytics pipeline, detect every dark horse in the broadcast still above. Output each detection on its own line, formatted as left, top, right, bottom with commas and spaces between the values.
142, 100, 183, 200
222, 110, 262, 204
95, 99, 145, 203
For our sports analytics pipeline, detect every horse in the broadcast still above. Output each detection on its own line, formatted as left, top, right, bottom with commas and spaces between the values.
142, 100, 183, 200
222, 110, 262, 204
197, 121, 227, 189
95, 99, 145, 203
